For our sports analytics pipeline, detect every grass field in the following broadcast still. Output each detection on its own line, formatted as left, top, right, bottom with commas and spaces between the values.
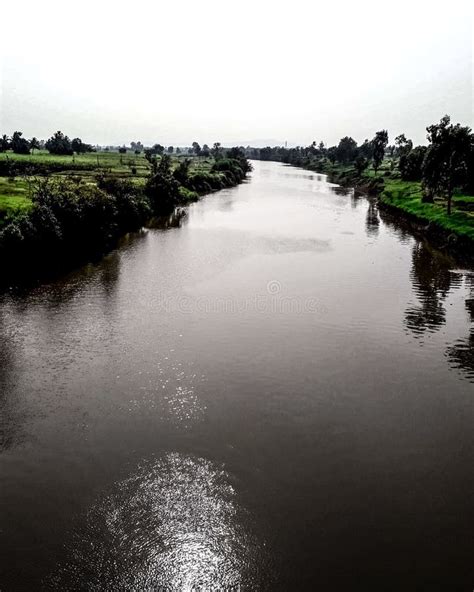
0, 150, 214, 224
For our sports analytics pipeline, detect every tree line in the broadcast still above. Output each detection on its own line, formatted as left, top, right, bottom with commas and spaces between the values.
0, 131, 95, 156
1, 131, 225, 160
249, 116, 474, 215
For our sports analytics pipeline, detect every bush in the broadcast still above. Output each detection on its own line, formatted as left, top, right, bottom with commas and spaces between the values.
399, 146, 427, 181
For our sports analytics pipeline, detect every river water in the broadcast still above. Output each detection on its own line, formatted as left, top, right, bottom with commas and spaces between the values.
1, 161, 473, 590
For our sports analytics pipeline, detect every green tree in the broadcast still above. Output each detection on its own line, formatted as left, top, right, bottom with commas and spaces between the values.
372, 130, 388, 176
45, 131, 73, 155
192, 141, 201, 156
211, 142, 221, 159
335, 136, 358, 163
399, 146, 427, 182
354, 155, 369, 176
0, 134, 9, 152
11, 131, 31, 154
394, 133, 413, 157
422, 115, 472, 214
29, 137, 40, 154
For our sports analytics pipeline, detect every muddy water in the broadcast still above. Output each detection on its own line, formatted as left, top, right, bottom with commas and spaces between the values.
1, 161, 473, 590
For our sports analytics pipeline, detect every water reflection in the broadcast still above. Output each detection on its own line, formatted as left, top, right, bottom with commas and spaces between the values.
365, 201, 380, 237
446, 330, 474, 382
404, 243, 460, 336
148, 208, 187, 230
446, 275, 474, 382
49, 454, 269, 591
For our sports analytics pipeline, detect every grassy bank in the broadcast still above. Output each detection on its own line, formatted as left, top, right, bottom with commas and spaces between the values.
289, 158, 474, 244
0, 150, 250, 285
0, 150, 219, 225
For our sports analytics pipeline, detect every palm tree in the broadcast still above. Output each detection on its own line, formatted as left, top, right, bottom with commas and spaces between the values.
30, 137, 40, 155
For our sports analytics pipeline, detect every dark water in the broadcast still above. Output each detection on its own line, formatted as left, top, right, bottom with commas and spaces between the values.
1, 161, 473, 591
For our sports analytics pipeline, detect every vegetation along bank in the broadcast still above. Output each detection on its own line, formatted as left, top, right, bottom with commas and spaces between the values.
0, 133, 251, 285
247, 116, 474, 258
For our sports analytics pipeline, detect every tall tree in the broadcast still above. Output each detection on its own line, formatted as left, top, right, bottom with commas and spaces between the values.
29, 137, 40, 154
211, 142, 221, 159
335, 136, 358, 164
394, 133, 413, 157
422, 115, 472, 214
11, 131, 31, 154
0, 134, 10, 152
372, 130, 388, 176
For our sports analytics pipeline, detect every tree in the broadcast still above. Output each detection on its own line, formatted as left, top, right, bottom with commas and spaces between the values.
422, 115, 472, 214
192, 141, 201, 156
173, 158, 192, 184
394, 133, 413, 157
45, 131, 73, 155
354, 155, 369, 176
327, 146, 338, 164
201, 144, 210, 157
11, 131, 31, 154
399, 146, 427, 182
0, 134, 10, 152
118, 147, 127, 154
153, 144, 164, 156
29, 137, 40, 154
167, 146, 174, 154
211, 142, 221, 159
372, 130, 388, 175
359, 139, 373, 160
176, 147, 181, 154
145, 154, 181, 213
335, 136, 358, 164
72, 137, 93, 154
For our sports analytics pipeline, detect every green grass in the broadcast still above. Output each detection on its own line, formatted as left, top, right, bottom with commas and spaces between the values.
381, 178, 474, 241
306, 158, 474, 242
0, 150, 216, 225
0, 177, 32, 224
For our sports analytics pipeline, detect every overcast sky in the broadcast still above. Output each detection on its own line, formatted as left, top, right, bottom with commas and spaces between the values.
1, 0, 473, 147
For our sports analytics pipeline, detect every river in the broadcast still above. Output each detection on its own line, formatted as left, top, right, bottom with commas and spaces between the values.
1, 160, 473, 590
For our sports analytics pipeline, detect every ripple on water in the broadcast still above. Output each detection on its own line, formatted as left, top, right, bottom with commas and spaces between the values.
48, 454, 271, 591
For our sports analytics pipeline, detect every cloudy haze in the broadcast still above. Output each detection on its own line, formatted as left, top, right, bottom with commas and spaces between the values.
1, 0, 473, 146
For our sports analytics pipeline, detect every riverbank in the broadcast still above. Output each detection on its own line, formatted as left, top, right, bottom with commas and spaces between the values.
0, 151, 251, 287
283, 158, 474, 258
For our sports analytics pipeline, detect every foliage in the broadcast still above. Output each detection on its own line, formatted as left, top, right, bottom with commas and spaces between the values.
335, 136, 358, 164
421, 115, 472, 213
11, 131, 31, 154
0, 135, 10, 152
372, 130, 388, 175
354, 155, 369, 176
45, 131, 73, 155
173, 158, 192, 184
399, 146, 427, 181
72, 138, 93, 154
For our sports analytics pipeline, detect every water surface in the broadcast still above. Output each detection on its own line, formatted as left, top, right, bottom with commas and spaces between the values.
1, 161, 473, 590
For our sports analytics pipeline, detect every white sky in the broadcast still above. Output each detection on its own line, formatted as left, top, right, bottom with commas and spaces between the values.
1, 0, 473, 147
